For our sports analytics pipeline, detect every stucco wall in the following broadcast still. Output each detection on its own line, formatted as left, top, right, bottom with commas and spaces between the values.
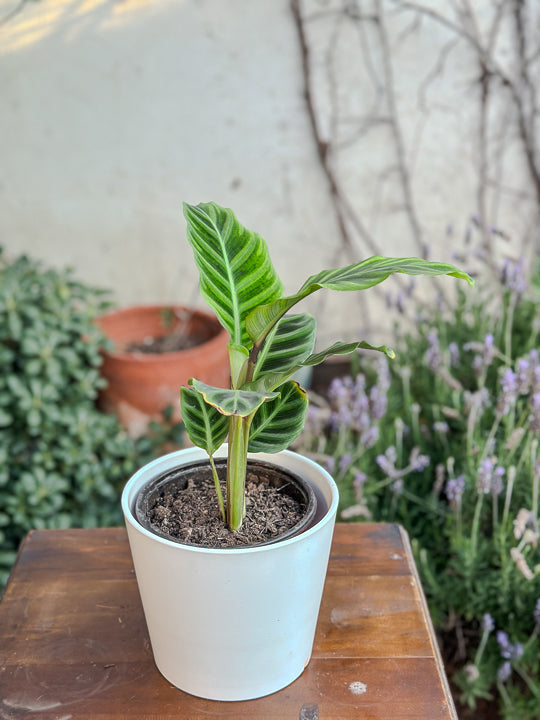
1, 0, 539, 346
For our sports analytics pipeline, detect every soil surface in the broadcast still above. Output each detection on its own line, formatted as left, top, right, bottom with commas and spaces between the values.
144, 465, 307, 548
127, 332, 202, 354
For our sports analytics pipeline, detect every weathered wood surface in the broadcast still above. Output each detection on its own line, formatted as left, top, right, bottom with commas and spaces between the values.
0, 524, 457, 720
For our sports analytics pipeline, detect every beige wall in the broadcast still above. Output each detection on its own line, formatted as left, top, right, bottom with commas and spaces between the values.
1, 0, 538, 346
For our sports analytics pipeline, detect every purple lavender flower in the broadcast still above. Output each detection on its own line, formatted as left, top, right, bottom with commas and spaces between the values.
468, 334, 497, 376
328, 376, 349, 401
483, 333, 496, 363
497, 368, 518, 416
446, 475, 466, 504
448, 342, 460, 368
353, 471, 367, 488
339, 453, 352, 471
476, 458, 505, 495
497, 631, 523, 660
497, 661, 512, 683
327, 368, 387, 446
477, 458, 495, 494
481, 613, 494, 632
530, 393, 540, 434
464, 387, 490, 416
534, 365, 540, 395
369, 385, 387, 421
516, 358, 531, 394
491, 466, 505, 497
424, 330, 443, 372
410, 451, 430, 472
360, 425, 379, 449
500, 257, 528, 296
512, 642, 524, 660
496, 631, 512, 658
376, 447, 397, 477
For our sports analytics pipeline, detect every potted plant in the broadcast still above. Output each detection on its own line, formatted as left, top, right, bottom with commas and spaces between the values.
96, 303, 230, 436
122, 201, 473, 701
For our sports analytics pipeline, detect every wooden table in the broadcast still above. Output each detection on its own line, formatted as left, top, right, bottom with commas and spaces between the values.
0, 524, 457, 719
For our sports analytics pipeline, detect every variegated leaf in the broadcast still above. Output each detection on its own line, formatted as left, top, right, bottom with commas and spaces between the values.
248, 381, 308, 453
183, 202, 283, 346
247, 339, 395, 395
190, 378, 279, 417
253, 313, 316, 379
180, 386, 229, 454
246, 256, 474, 346
302, 340, 395, 365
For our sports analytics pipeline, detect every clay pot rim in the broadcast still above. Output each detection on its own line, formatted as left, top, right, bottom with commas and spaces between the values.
96, 304, 229, 361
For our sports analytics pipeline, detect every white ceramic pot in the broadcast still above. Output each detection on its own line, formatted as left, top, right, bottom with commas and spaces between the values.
122, 445, 338, 701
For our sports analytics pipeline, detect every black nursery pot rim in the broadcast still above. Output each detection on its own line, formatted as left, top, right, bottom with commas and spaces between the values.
133, 458, 318, 549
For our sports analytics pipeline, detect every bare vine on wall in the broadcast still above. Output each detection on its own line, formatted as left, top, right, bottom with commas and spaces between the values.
291, 0, 540, 281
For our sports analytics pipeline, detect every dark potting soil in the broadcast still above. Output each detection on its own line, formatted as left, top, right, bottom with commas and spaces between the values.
127, 332, 202, 354
146, 468, 306, 548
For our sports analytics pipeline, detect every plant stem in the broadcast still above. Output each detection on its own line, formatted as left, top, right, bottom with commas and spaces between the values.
227, 414, 251, 531
514, 665, 540, 699
531, 439, 539, 531
470, 493, 484, 561
209, 455, 225, 521
504, 291, 516, 361
481, 413, 501, 462
474, 628, 489, 667
501, 466, 516, 530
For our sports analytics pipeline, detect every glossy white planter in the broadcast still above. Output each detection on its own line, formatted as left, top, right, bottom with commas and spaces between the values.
122, 445, 338, 701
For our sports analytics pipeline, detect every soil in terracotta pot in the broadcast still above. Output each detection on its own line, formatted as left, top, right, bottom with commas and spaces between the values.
127, 330, 202, 354
144, 466, 307, 548
126, 309, 209, 354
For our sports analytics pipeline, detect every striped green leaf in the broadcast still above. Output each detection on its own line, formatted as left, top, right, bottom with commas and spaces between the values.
180, 386, 229, 454
190, 378, 279, 418
247, 339, 394, 395
302, 339, 395, 365
248, 381, 308, 453
254, 313, 316, 380
183, 202, 283, 347
246, 256, 474, 346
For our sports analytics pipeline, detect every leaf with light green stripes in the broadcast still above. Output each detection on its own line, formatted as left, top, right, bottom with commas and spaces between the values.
302, 339, 395, 365
245, 256, 474, 347
246, 339, 395, 395
180, 386, 229, 454
253, 313, 316, 380
189, 378, 279, 418
248, 381, 308, 453
183, 202, 283, 347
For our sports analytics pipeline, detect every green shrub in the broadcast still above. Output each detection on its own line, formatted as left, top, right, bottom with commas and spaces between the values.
0, 249, 182, 587
298, 241, 540, 719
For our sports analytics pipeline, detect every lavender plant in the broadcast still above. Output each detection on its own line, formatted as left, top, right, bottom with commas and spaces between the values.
297, 239, 540, 719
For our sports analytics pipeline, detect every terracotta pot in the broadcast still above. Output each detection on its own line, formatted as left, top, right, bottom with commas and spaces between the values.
96, 305, 229, 436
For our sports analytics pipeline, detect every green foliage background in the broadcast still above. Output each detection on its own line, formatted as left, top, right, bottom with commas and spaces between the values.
0, 250, 180, 587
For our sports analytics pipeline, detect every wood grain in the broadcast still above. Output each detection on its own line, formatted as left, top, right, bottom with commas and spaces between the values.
0, 524, 457, 720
